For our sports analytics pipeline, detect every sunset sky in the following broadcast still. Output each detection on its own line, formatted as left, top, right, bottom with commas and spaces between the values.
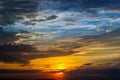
0, 0, 120, 80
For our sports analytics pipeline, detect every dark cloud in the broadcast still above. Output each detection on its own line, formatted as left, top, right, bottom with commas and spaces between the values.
79, 63, 93, 68
83, 63, 93, 66
0, 0, 38, 25
0, 0, 120, 26
0, 27, 18, 43
0, 43, 75, 64
59, 0, 120, 9
65, 68, 120, 80
48, 0, 120, 9
86, 0, 120, 9
0, 69, 39, 74
31, 15, 58, 22
0, 68, 120, 80
0, 44, 38, 64
0, 67, 120, 80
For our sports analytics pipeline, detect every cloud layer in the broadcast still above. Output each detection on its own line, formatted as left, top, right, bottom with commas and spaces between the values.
0, 0, 120, 74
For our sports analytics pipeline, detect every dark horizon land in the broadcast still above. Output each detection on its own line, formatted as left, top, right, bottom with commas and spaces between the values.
0, 0, 120, 80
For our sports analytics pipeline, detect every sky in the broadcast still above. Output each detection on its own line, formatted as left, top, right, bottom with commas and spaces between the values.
0, 0, 120, 80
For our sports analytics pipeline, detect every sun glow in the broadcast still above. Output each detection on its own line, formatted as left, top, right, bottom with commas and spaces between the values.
58, 72, 64, 75
57, 63, 65, 70
30, 55, 85, 72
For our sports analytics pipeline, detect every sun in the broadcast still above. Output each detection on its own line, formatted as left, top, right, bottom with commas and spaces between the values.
57, 63, 66, 71
58, 66, 64, 70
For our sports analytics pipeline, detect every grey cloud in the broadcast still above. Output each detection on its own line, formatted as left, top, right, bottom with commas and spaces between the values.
1, 0, 119, 26
0, 0, 38, 25
0, 69, 39, 73
31, 15, 58, 22
0, 27, 18, 43
48, 0, 120, 9
65, 68, 120, 80
0, 43, 75, 65
0, 44, 38, 64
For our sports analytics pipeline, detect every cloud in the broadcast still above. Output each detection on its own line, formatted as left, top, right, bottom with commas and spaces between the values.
83, 63, 93, 66
0, 44, 38, 64
0, 27, 120, 66
46, 0, 120, 10
0, 27, 18, 43
0, 0, 120, 68
0, 42, 76, 65
0, 69, 39, 73
31, 15, 58, 22
0, 68, 120, 80
1, 0, 120, 43
68, 68, 120, 79
0, 30, 98, 65
0, 0, 38, 25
